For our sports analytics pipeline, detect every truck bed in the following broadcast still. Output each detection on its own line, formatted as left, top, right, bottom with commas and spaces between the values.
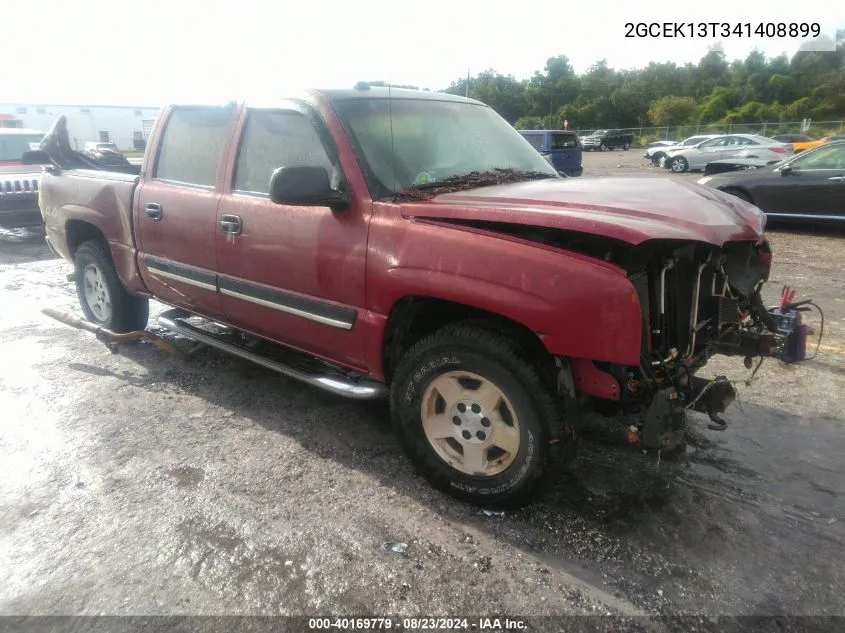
40, 168, 146, 293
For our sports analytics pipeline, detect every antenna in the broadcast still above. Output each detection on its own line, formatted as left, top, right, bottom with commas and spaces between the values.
388, 79, 397, 199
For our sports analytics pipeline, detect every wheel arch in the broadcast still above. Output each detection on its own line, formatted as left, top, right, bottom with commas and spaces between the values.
65, 219, 108, 256
382, 295, 554, 385
64, 217, 149, 295
717, 186, 754, 204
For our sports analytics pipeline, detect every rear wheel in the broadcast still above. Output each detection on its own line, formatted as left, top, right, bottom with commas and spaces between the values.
600, 143, 607, 152
623, 143, 630, 150
74, 240, 149, 332
670, 156, 689, 173
390, 324, 569, 508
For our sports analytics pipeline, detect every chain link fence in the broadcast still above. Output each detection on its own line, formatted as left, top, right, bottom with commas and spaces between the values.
575, 121, 845, 146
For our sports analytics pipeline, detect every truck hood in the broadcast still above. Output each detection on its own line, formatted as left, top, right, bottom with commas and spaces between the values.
402, 177, 765, 246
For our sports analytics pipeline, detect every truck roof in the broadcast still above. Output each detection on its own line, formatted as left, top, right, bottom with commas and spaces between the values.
314, 87, 485, 106
167, 88, 487, 111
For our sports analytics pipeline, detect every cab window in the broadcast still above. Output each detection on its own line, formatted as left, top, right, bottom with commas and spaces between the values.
234, 109, 334, 195
155, 106, 232, 187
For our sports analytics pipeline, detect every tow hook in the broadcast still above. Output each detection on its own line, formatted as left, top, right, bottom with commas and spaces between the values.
41, 308, 182, 357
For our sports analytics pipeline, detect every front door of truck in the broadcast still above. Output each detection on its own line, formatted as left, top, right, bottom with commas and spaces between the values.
215, 105, 370, 369
135, 105, 239, 319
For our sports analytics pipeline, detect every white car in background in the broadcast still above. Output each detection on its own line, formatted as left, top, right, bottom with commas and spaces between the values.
663, 134, 793, 173
646, 134, 723, 166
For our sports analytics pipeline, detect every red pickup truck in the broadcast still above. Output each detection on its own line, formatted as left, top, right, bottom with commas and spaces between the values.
38, 86, 800, 506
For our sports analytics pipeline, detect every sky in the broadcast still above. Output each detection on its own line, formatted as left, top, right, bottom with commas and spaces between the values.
3, 0, 841, 106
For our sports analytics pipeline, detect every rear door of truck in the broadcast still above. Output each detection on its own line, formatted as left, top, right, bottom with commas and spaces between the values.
134, 104, 240, 318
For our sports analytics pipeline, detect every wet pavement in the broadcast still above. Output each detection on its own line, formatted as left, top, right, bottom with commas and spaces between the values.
2, 158, 845, 626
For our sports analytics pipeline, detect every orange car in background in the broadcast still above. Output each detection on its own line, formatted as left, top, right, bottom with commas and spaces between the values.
793, 134, 845, 153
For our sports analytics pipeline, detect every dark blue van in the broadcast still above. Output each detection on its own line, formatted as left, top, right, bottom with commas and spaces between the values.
519, 130, 583, 177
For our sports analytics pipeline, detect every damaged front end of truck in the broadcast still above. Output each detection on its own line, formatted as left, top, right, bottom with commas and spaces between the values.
577, 236, 817, 452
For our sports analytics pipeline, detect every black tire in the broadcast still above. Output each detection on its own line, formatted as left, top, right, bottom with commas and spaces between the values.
669, 156, 689, 173
74, 240, 149, 332
651, 152, 665, 166
600, 143, 607, 152
623, 143, 630, 151
390, 323, 570, 508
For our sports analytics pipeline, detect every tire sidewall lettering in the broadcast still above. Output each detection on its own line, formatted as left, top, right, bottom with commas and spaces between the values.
447, 430, 535, 495
404, 355, 459, 406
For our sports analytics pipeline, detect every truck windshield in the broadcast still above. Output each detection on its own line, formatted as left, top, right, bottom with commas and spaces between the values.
332, 98, 558, 198
0, 133, 44, 162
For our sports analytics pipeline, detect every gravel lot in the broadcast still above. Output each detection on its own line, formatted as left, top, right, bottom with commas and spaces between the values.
2, 150, 845, 630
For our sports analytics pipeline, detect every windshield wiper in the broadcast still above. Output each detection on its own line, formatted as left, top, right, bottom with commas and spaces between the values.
394, 168, 558, 201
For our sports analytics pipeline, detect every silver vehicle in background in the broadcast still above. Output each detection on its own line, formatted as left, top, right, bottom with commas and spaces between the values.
646, 134, 722, 166
663, 134, 793, 173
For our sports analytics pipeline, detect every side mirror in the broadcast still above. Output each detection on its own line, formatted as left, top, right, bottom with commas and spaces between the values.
20, 149, 51, 165
269, 166, 348, 211
779, 165, 793, 177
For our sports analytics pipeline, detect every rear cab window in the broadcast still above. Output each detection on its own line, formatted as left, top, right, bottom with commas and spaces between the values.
550, 133, 579, 150
154, 106, 233, 188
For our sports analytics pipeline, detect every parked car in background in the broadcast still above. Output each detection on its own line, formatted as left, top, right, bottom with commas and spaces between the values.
83, 141, 122, 153
642, 140, 678, 152
0, 128, 45, 167
645, 134, 722, 166
519, 130, 583, 176
792, 134, 845, 153
697, 140, 845, 221
701, 157, 783, 176
580, 129, 634, 151
663, 134, 793, 173
81, 141, 134, 170
0, 128, 47, 226
770, 134, 814, 144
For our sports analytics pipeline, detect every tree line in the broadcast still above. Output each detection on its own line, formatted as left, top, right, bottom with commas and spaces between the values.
432, 30, 844, 134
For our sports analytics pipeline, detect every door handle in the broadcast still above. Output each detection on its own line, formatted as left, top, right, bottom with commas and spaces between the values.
145, 203, 162, 220
827, 176, 845, 182
219, 214, 242, 236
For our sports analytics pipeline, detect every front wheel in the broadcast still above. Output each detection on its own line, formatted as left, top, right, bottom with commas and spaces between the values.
74, 240, 149, 332
390, 324, 566, 508
600, 143, 607, 152
670, 156, 689, 173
